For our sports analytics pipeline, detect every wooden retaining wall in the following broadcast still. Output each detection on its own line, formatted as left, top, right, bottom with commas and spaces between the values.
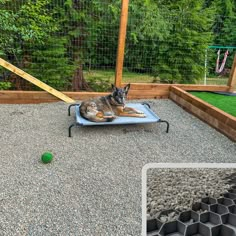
125, 83, 230, 99
0, 84, 230, 104
169, 86, 236, 142
0, 91, 110, 104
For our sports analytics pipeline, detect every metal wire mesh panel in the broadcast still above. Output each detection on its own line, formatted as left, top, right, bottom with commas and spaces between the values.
124, 2, 236, 86
0, 0, 120, 91
0, 1, 236, 91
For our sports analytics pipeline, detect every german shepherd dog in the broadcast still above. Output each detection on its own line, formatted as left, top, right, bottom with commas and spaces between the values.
80, 84, 146, 122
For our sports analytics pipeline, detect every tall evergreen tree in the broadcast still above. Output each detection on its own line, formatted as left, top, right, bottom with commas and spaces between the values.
154, 0, 214, 83
212, 0, 235, 44
60, 0, 120, 91
0, 0, 76, 90
26, 36, 75, 90
125, 0, 171, 73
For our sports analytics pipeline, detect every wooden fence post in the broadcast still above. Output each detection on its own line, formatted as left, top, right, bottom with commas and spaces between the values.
228, 54, 236, 92
115, 0, 129, 87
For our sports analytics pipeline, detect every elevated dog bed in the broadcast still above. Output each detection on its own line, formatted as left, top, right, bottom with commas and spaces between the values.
68, 102, 169, 137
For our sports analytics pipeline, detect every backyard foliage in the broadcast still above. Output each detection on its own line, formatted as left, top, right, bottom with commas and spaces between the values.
0, 0, 235, 90
153, 0, 214, 83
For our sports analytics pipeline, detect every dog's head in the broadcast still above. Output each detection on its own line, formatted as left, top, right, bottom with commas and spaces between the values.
111, 84, 130, 105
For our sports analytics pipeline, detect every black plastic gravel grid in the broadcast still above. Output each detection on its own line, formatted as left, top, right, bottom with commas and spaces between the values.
147, 187, 236, 236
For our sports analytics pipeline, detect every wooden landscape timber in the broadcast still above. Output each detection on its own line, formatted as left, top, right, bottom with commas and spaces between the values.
123, 83, 229, 92
0, 91, 109, 104
0, 84, 230, 104
126, 83, 230, 100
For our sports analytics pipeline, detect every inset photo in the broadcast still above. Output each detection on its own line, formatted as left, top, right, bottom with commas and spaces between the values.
142, 163, 236, 236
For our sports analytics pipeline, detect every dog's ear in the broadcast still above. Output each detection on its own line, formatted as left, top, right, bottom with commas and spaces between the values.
124, 83, 130, 94
111, 84, 117, 92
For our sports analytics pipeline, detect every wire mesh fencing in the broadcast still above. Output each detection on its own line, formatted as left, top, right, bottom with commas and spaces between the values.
0, 1, 235, 92
0, 0, 120, 92
124, 4, 236, 86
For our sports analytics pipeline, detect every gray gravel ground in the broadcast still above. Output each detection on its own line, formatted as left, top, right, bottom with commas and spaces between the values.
147, 168, 236, 222
0, 99, 235, 236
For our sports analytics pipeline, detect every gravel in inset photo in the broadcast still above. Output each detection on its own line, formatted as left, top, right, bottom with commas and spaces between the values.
147, 168, 236, 222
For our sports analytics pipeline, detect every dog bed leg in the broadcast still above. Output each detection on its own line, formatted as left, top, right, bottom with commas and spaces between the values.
159, 120, 169, 133
142, 102, 151, 109
68, 123, 75, 137
68, 104, 80, 116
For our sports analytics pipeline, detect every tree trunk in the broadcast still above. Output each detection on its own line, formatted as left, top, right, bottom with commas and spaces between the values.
72, 64, 91, 91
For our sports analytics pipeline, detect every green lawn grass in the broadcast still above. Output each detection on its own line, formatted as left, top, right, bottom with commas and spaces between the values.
83, 69, 231, 93
83, 69, 156, 91
84, 69, 228, 84
84, 69, 155, 83
190, 92, 236, 117
198, 77, 228, 85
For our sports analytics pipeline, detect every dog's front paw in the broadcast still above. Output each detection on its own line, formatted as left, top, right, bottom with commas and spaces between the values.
139, 113, 146, 118
136, 110, 145, 115
136, 110, 146, 118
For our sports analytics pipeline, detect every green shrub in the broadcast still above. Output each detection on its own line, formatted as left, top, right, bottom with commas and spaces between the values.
87, 76, 111, 92
0, 81, 12, 90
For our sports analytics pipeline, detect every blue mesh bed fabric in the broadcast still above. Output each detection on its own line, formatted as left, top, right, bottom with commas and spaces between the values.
75, 103, 160, 126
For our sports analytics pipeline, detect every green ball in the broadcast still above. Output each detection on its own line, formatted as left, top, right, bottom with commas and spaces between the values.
41, 152, 53, 163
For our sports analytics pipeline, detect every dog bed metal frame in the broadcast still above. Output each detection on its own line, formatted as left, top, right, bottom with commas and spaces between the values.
68, 102, 169, 137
